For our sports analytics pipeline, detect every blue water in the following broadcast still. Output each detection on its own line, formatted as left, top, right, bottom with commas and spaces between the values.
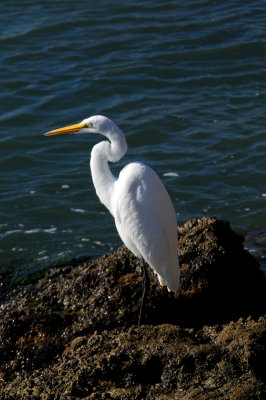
1, 1, 266, 284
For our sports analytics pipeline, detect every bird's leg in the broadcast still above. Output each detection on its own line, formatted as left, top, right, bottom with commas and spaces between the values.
138, 258, 150, 326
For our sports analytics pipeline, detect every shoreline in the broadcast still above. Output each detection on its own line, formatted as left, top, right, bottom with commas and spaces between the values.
1, 222, 265, 299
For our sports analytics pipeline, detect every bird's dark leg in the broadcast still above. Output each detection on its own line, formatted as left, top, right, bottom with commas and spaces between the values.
138, 258, 150, 326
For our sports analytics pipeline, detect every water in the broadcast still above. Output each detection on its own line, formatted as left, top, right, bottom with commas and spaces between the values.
1, 0, 266, 285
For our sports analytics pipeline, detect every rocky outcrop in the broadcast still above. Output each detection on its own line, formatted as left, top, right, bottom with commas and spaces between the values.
0, 217, 265, 399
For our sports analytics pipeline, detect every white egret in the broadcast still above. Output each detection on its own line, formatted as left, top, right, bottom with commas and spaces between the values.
45, 115, 180, 324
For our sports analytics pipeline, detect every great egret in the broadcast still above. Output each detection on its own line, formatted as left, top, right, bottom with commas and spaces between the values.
45, 115, 180, 324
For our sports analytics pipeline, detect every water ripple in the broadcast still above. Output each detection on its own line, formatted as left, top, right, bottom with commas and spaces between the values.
0, 0, 265, 278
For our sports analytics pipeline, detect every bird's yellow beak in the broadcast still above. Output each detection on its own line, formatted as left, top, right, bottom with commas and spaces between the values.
44, 122, 89, 136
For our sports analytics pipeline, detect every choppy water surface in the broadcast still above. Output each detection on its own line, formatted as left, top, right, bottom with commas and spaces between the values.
1, 0, 266, 284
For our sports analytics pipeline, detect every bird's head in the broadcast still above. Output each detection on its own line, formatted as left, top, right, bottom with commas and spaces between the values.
44, 115, 121, 137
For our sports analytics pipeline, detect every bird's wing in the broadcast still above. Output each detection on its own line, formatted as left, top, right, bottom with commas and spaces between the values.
112, 162, 179, 291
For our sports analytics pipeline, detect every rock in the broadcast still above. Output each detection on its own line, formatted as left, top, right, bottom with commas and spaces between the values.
1, 320, 266, 399
177, 217, 264, 323
0, 217, 265, 399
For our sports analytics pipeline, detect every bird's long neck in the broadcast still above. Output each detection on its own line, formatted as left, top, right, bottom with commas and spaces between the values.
90, 130, 127, 215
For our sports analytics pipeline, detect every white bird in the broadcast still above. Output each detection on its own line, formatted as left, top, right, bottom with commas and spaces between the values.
45, 115, 180, 324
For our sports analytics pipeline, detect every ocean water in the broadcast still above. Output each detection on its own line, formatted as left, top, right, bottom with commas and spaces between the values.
1, 0, 266, 285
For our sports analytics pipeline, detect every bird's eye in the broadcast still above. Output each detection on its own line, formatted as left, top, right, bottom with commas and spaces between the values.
83, 122, 92, 128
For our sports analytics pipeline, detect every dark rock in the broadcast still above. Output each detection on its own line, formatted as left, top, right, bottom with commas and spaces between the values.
0, 217, 265, 399
177, 217, 264, 324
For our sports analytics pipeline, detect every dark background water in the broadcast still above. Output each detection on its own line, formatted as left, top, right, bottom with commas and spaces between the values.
1, 0, 266, 285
